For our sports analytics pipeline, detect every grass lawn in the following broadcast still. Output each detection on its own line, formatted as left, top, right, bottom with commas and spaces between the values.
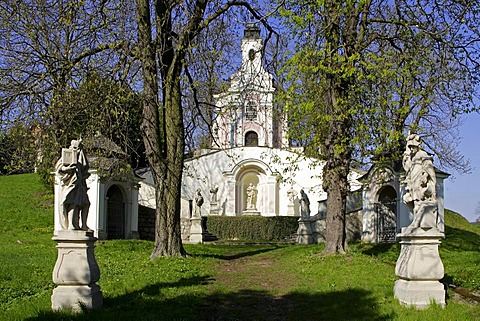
1, 173, 479, 320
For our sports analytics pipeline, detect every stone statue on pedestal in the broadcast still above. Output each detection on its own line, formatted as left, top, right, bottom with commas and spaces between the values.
394, 133, 445, 309
189, 189, 206, 243
300, 189, 310, 218
210, 185, 219, 203
55, 139, 90, 230
52, 140, 102, 312
287, 187, 297, 206
286, 187, 298, 216
193, 189, 204, 217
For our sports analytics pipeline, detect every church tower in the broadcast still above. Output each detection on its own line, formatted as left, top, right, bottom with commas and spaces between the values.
212, 23, 288, 149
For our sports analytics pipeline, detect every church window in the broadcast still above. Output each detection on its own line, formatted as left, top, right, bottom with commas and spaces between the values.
248, 49, 256, 60
245, 131, 258, 147
245, 101, 257, 121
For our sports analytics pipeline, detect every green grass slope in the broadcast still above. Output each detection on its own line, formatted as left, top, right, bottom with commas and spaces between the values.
0, 174, 55, 316
0, 173, 479, 320
441, 209, 480, 290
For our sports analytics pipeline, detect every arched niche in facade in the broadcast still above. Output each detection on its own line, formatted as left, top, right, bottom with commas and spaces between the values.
244, 131, 259, 147
237, 165, 263, 212
377, 185, 397, 204
223, 158, 280, 216
106, 184, 125, 239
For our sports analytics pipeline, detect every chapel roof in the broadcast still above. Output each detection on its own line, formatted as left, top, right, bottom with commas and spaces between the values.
83, 132, 126, 156
244, 22, 261, 39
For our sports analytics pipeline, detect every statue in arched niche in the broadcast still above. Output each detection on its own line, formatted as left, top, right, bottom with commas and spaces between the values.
245, 183, 257, 210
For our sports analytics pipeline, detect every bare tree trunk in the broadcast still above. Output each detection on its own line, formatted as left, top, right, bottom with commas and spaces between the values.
323, 101, 352, 254
136, 0, 186, 258
323, 147, 350, 254
135, 0, 264, 258
322, 1, 353, 254
151, 72, 186, 258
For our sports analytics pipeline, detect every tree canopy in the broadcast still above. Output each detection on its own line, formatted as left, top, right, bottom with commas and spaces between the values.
1, 0, 479, 257
0, 0, 139, 182
280, 0, 480, 253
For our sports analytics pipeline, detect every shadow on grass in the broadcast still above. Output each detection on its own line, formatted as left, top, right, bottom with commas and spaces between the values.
194, 246, 282, 261
358, 242, 397, 257
27, 281, 393, 321
200, 288, 394, 321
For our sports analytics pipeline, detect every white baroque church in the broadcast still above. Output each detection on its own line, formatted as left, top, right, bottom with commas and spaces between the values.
136, 23, 448, 244
138, 24, 363, 237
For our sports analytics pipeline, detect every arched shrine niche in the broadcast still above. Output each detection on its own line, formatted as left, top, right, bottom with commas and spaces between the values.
239, 170, 260, 212
223, 158, 279, 216
106, 185, 125, 239
375, 185, 398, 242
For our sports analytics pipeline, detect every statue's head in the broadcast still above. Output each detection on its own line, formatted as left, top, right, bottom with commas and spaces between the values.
70, 139, 83, 150
407, 134, 421, 150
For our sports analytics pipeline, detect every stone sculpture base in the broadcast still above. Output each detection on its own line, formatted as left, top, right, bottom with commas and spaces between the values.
188, 217, 205, 244
210, 202, 219, 215
394, 280, 445, 309
52, 284, 103, 311
51, 230, 103, 312
296, 218, 313, 244
394, 227, 445, 309
287, 204, 295, 216
242, 210, 260, 216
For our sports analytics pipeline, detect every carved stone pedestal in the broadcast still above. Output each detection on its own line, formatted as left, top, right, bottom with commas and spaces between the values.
242, 210, 260, 216
296, 218, 313, 244
287, 204, 295, 216
188, 217, 205, 244
394, 227, 445, 309
210, 202, 219, 215
52, 230, 103, 312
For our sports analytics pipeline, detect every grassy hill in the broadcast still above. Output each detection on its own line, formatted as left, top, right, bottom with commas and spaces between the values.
1, 173, 479, 320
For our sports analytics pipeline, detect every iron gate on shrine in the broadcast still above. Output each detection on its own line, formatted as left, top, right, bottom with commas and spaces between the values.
375, 198, 397, 243
107, 185, 125, 239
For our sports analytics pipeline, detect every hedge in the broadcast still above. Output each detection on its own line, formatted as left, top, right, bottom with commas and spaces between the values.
206, 216, 299, 242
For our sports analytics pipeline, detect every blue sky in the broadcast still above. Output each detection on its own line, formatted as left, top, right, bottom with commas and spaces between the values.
444, 112, 480, 222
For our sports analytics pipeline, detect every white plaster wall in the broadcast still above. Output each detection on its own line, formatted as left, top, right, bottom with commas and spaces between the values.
87, 172, 100, 237
138, 147, 364, 218
137, 169, 156, 209
361, 187, 375, 243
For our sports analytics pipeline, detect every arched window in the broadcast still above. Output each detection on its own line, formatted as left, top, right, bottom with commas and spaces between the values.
245, 101, 257, 121
245, 131, 258, 147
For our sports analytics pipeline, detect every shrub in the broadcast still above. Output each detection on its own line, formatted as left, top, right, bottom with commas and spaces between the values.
206, 216, 298, 242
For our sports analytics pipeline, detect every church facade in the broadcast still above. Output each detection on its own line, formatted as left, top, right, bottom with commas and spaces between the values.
138, 24, 363, 241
